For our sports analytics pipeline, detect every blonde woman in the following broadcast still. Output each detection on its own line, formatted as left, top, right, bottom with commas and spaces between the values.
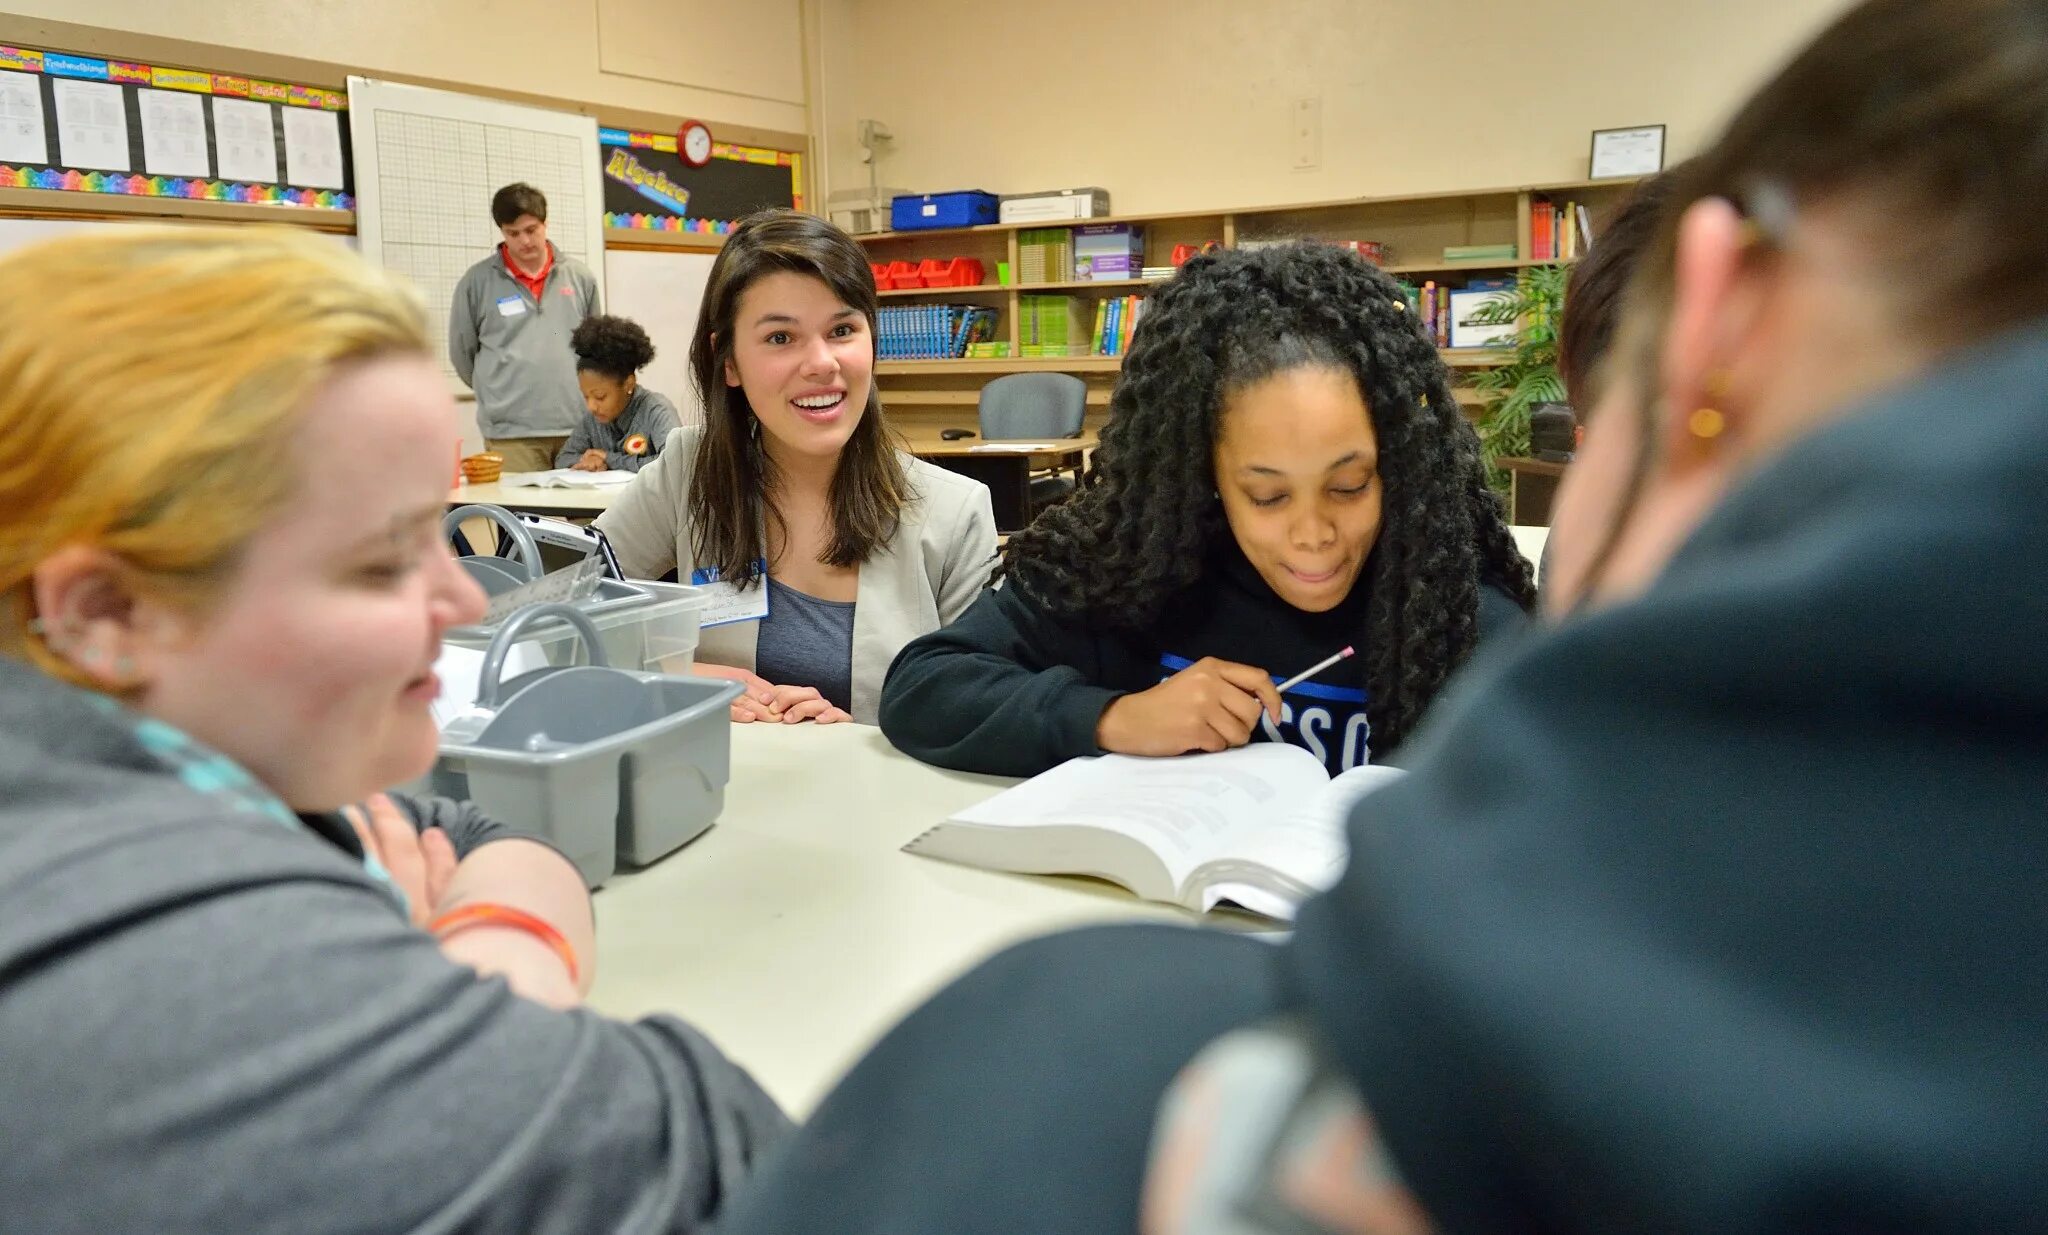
0, 227, 785, 1231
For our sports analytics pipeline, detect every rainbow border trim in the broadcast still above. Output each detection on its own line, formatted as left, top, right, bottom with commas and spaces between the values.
0, 42, 351, 213
598, 127, 804, 236
0, 166, 351, 210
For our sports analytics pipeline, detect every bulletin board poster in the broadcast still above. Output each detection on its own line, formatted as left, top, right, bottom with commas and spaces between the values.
599, 127, 800, 239
0, 44, 353, 211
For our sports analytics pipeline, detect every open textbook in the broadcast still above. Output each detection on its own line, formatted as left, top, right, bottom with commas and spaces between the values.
903, 744, 1406, 921
498, 468, 636, 489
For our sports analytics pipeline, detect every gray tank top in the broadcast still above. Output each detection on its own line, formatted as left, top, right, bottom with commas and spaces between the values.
753, 577, 856, 712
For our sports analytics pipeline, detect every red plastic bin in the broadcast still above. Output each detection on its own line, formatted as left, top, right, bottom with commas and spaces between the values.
871, 262, 893, 291
886, 259, 924, 289
917, 257, 986, 288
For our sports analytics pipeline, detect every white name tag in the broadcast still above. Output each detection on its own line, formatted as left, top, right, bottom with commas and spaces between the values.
495, 296, 528, 318
691, 561, 771, 626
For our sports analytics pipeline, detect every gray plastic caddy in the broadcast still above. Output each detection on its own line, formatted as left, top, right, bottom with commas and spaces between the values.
422, 603, 741, 888
444, 502, 652, 618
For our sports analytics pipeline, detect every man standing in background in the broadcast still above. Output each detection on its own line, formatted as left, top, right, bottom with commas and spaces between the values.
449, 183, 601, 473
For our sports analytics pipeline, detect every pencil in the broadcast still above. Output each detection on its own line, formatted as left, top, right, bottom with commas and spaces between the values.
1273, 645, 1355, 695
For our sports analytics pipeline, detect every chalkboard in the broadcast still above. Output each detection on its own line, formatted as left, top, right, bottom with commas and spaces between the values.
600, 128, 800, 240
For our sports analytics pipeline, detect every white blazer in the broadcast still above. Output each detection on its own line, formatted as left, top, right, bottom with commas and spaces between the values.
595, 425, 999, 723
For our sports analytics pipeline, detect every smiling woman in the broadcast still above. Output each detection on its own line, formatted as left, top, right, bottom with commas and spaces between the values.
595, 209, 998, 725
0, 226, 787, 1230
878, 243, 1536, 778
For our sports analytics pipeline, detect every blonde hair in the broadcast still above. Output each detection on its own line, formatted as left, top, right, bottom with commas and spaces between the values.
0, 225, 429, 685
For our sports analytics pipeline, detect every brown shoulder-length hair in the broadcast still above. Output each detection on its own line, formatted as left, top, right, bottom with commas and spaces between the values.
687, 209, 907, 586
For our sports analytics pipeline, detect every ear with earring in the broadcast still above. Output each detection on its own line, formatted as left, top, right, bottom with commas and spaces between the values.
1689, 371, 1732, 445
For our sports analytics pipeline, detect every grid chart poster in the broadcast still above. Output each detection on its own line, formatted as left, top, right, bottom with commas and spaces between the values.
347, 77, 605, 385
0, 43, 351, 210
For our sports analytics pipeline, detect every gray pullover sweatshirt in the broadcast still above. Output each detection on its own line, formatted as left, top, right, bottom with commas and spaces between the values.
449, 242, 602, 439
0, 654, 788, 1233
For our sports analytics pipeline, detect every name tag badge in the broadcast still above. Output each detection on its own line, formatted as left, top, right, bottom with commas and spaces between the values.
495, 295, 528, 318
690, 561, 771, 627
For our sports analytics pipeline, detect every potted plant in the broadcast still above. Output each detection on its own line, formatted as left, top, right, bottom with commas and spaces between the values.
1463, 262, 1572, 485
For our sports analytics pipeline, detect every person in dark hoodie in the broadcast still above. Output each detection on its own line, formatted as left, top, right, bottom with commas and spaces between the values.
0, 227, 786, 1232
715, 0, 2048, 1230
881, 243, 1536, 778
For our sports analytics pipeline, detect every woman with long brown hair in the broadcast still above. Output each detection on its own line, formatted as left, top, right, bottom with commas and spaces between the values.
597, 209, 997, 725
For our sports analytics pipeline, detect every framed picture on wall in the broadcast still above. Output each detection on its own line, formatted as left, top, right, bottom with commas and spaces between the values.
1590, 125, 1666, 179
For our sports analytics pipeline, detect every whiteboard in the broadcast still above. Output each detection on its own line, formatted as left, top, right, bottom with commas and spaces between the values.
345, 76, 605, 398
603, 246, 714, 429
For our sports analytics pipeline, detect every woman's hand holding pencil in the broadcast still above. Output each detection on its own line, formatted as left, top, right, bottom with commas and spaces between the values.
1097, 646, 1358, 757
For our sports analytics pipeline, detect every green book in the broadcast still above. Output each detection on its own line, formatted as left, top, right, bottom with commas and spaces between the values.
1443, 244, 1519, 262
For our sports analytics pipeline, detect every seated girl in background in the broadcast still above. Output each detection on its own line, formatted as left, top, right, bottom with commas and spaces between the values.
556, 313, 684, 472
0, 228, 784, 1231
880, 242, 1535, 777
597, 210, 997, 726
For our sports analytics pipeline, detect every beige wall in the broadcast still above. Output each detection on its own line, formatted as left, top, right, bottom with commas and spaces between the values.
818, 0, 1859, 213
0, 0, 810, 144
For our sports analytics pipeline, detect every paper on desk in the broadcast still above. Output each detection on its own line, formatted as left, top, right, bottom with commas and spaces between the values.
967, 442, 1060, 453
432, 642, 548, 729
500, 468, 637, 489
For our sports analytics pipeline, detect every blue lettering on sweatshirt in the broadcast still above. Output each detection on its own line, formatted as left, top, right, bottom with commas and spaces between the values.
1159, 654, 1372, 773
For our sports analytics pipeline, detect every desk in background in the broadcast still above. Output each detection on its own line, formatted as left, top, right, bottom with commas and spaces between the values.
900, 425, 1099, 532
585, 723, 1180, 1115
448, 479, 622, 520
1497, 456, 1568, 526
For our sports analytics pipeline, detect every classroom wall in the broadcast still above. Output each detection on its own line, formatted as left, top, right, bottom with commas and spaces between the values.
0, 0, 810, 143
816, 0, 1861, 213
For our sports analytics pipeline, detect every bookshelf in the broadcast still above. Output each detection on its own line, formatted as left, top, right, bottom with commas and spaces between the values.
856, 177, 1641, 432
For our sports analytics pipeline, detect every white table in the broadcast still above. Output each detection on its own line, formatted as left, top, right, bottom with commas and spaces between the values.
449, 479, 623, 517
584, 724, 1183, 1115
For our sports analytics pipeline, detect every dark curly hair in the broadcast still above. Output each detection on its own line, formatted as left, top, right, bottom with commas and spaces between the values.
570, 314, 656, 382
1003, 243, 1536, 752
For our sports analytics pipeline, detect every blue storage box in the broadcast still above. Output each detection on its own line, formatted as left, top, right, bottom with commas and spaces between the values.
892, 191, 999, 231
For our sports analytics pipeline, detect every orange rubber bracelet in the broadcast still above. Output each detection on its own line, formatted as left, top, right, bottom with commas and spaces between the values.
427, 903, 580, 985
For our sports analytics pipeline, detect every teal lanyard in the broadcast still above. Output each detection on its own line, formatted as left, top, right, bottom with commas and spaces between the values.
96, 699, 407, 912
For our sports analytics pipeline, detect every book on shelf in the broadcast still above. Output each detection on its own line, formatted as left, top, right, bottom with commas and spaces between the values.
877, 303, 999, 361
1531, 198, 1596, 262
1017, 228, 1075, 286
902, 744, 1407, 921
1073, 224, 1145, 281
1442, 243, 1518, 263
1093, 294, 1149, 357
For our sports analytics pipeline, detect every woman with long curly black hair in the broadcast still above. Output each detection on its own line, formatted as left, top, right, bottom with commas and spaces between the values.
880, 242, 1535, 777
